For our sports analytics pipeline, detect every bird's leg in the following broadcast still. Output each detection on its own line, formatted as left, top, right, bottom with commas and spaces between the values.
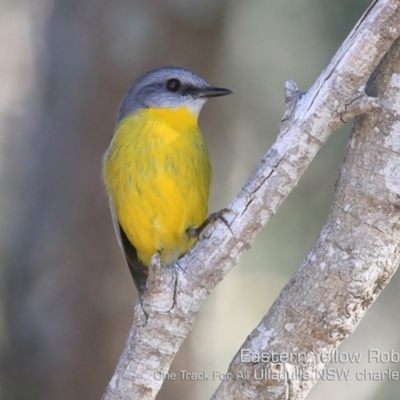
147, 251, 163, 286
187, 208, 232, 239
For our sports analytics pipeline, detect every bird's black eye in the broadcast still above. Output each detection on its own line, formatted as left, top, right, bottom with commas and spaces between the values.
166, 78, 181, 92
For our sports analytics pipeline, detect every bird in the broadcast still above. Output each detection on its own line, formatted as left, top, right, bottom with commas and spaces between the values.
102, 66, 232, 292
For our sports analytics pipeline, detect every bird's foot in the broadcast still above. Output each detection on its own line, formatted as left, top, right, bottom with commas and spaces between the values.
187, 208, 233, 238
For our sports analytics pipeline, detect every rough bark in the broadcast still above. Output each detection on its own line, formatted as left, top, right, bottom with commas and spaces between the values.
102, 1, 400, 399
213, 34, 400, 400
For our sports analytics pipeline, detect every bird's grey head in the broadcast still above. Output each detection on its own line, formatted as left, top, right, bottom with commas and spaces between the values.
117, 66, 231, 122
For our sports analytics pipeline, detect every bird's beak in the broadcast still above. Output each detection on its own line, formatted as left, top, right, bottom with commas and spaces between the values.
192, 86, 232, 99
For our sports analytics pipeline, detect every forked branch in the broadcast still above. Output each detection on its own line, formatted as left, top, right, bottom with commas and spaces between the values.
102, 1, 400, 399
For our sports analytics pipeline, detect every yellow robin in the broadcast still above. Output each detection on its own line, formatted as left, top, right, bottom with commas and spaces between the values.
102, 66, 232, 292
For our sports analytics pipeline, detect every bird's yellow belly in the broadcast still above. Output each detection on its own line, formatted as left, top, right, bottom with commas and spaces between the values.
103, 107, 211, 265
120, 169, 200, 265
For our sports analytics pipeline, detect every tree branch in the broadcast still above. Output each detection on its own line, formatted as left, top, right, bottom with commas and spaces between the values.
212, 8, 400, 400
102, 1, 400, 399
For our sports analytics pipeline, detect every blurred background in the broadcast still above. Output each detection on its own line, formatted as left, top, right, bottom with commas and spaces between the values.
1, 0, 399, 399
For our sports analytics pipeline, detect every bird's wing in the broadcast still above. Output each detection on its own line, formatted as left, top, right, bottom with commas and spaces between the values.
109, 198, 148, 292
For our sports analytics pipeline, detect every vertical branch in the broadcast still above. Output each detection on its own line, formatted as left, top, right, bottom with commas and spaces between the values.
212, 28, 400, 400
102, 1, 400, 399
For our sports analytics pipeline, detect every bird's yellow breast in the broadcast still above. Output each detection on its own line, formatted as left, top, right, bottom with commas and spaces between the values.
103, 106, 211, 265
